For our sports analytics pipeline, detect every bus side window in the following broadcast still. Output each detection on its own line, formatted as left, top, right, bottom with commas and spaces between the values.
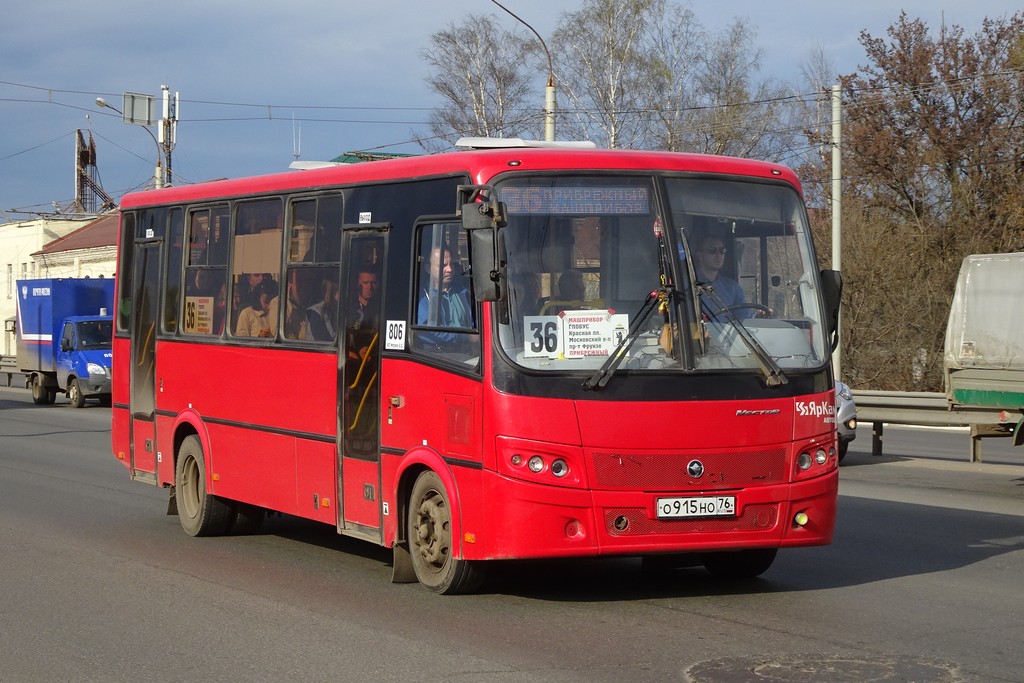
183, 207, 229, 336
231, 198, 283, 338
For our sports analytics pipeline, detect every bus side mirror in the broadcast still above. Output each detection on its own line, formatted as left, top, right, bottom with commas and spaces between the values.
469, 228, 499, 302
819, 269, 843, 352
458, 185, 507, 303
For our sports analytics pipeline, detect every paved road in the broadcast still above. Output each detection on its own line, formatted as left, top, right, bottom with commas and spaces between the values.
1, 386, 1022, 682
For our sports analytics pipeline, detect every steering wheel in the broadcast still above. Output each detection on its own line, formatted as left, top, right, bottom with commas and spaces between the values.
722, 303, 772, 317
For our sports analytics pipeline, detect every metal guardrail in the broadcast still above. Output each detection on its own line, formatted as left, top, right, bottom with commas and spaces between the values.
1, 354, 28, 388
853, 389, 1020, 462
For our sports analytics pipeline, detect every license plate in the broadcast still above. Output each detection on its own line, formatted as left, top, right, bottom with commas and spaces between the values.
656, 495, 736, 519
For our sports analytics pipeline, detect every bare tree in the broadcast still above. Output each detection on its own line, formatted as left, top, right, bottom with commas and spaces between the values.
550, 0, 658, 148
793, 45, 839, 211
683, 18, 794, 160
645, 2, 704, 151
419, 14, 537, 151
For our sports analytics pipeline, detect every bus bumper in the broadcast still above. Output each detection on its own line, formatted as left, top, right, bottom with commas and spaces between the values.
466, 468, 838, 560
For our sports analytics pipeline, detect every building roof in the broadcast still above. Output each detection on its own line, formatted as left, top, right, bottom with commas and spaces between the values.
33, 212, 118, 256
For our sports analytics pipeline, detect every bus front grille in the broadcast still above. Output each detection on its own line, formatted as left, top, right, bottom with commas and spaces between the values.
591, 448, 787, 490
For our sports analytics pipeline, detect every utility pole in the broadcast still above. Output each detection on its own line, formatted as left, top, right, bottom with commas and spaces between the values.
490, 0, 556, 141
160, 85, 178, 187
831, 83, 842, 380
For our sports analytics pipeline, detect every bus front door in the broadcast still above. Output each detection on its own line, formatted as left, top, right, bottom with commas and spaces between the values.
128, 240, 161, 483
338, 229, 387, 542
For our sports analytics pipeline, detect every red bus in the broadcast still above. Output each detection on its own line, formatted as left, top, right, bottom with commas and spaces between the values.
111, 140, 842, 594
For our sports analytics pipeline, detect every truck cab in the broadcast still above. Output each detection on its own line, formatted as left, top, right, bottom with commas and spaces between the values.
56, 316, 114, 407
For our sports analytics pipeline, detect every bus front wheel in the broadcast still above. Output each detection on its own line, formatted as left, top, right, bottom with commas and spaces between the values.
175, 435, 233, 537
407, 470, 484, 594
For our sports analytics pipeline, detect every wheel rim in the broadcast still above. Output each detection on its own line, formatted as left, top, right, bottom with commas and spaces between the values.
69, 381, 79, 403
179, 455, 201, 519
413, 488, 451, 574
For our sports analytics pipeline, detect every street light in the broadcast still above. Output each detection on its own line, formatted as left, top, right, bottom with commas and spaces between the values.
490, 0, 556, 141
96, 97, 164, 189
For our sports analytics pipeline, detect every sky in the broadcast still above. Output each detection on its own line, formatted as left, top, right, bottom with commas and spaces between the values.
1, 0, 1019, 223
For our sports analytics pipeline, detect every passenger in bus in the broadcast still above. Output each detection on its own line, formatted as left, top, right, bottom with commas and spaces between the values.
269, 268, 309, 340
212, 283, 228, 336
509, 272, 542, 317
417, 246, 473, 337
307, 276, 340, 342
559, 270, 586, 302
539, 270, 588, 315
692, 231, 748, 320
346, 268, 378, 345
233, 272, 273, 332
235, 278, 278, 337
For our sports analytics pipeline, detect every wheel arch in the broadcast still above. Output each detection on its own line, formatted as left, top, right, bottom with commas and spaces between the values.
169, 410, 211, 485
393, 447, 465, 559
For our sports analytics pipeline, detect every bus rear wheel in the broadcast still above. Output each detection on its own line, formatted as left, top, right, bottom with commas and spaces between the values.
175, 435, 233, 537
703, 548, 777, 579
408, 470, 484, 594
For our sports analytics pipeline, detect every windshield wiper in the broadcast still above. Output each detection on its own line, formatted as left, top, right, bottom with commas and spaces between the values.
583, 287, 671, 390
699, 284, 788, 387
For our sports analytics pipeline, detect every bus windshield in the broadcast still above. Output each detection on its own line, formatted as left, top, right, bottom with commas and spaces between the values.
495, 174, 829, 376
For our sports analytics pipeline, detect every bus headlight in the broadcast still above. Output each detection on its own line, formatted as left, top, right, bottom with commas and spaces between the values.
797, 452, 812, 470
496, 436, 585, 488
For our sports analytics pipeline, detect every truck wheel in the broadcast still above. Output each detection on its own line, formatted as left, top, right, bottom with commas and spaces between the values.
31, 376, 50, 405
175, 435, 233, 537
68, 378, 86, 408
407, 470, 485, 594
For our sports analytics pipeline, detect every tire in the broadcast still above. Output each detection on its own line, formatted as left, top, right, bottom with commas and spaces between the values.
703, 548, 777, 579
68, 378, 86, 408
174, 435, 233, 537
408, 470, 484, 594
31, 376, 50, 405
838, 440, 849, 463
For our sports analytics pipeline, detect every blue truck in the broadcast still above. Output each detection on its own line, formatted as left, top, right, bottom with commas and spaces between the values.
15, 278, 115, 408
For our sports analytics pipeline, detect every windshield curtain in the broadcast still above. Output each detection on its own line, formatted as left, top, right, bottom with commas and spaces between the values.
494, 174, 829, 374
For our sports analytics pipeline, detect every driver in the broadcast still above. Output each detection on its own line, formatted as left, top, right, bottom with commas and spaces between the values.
692, 231, 749, 320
